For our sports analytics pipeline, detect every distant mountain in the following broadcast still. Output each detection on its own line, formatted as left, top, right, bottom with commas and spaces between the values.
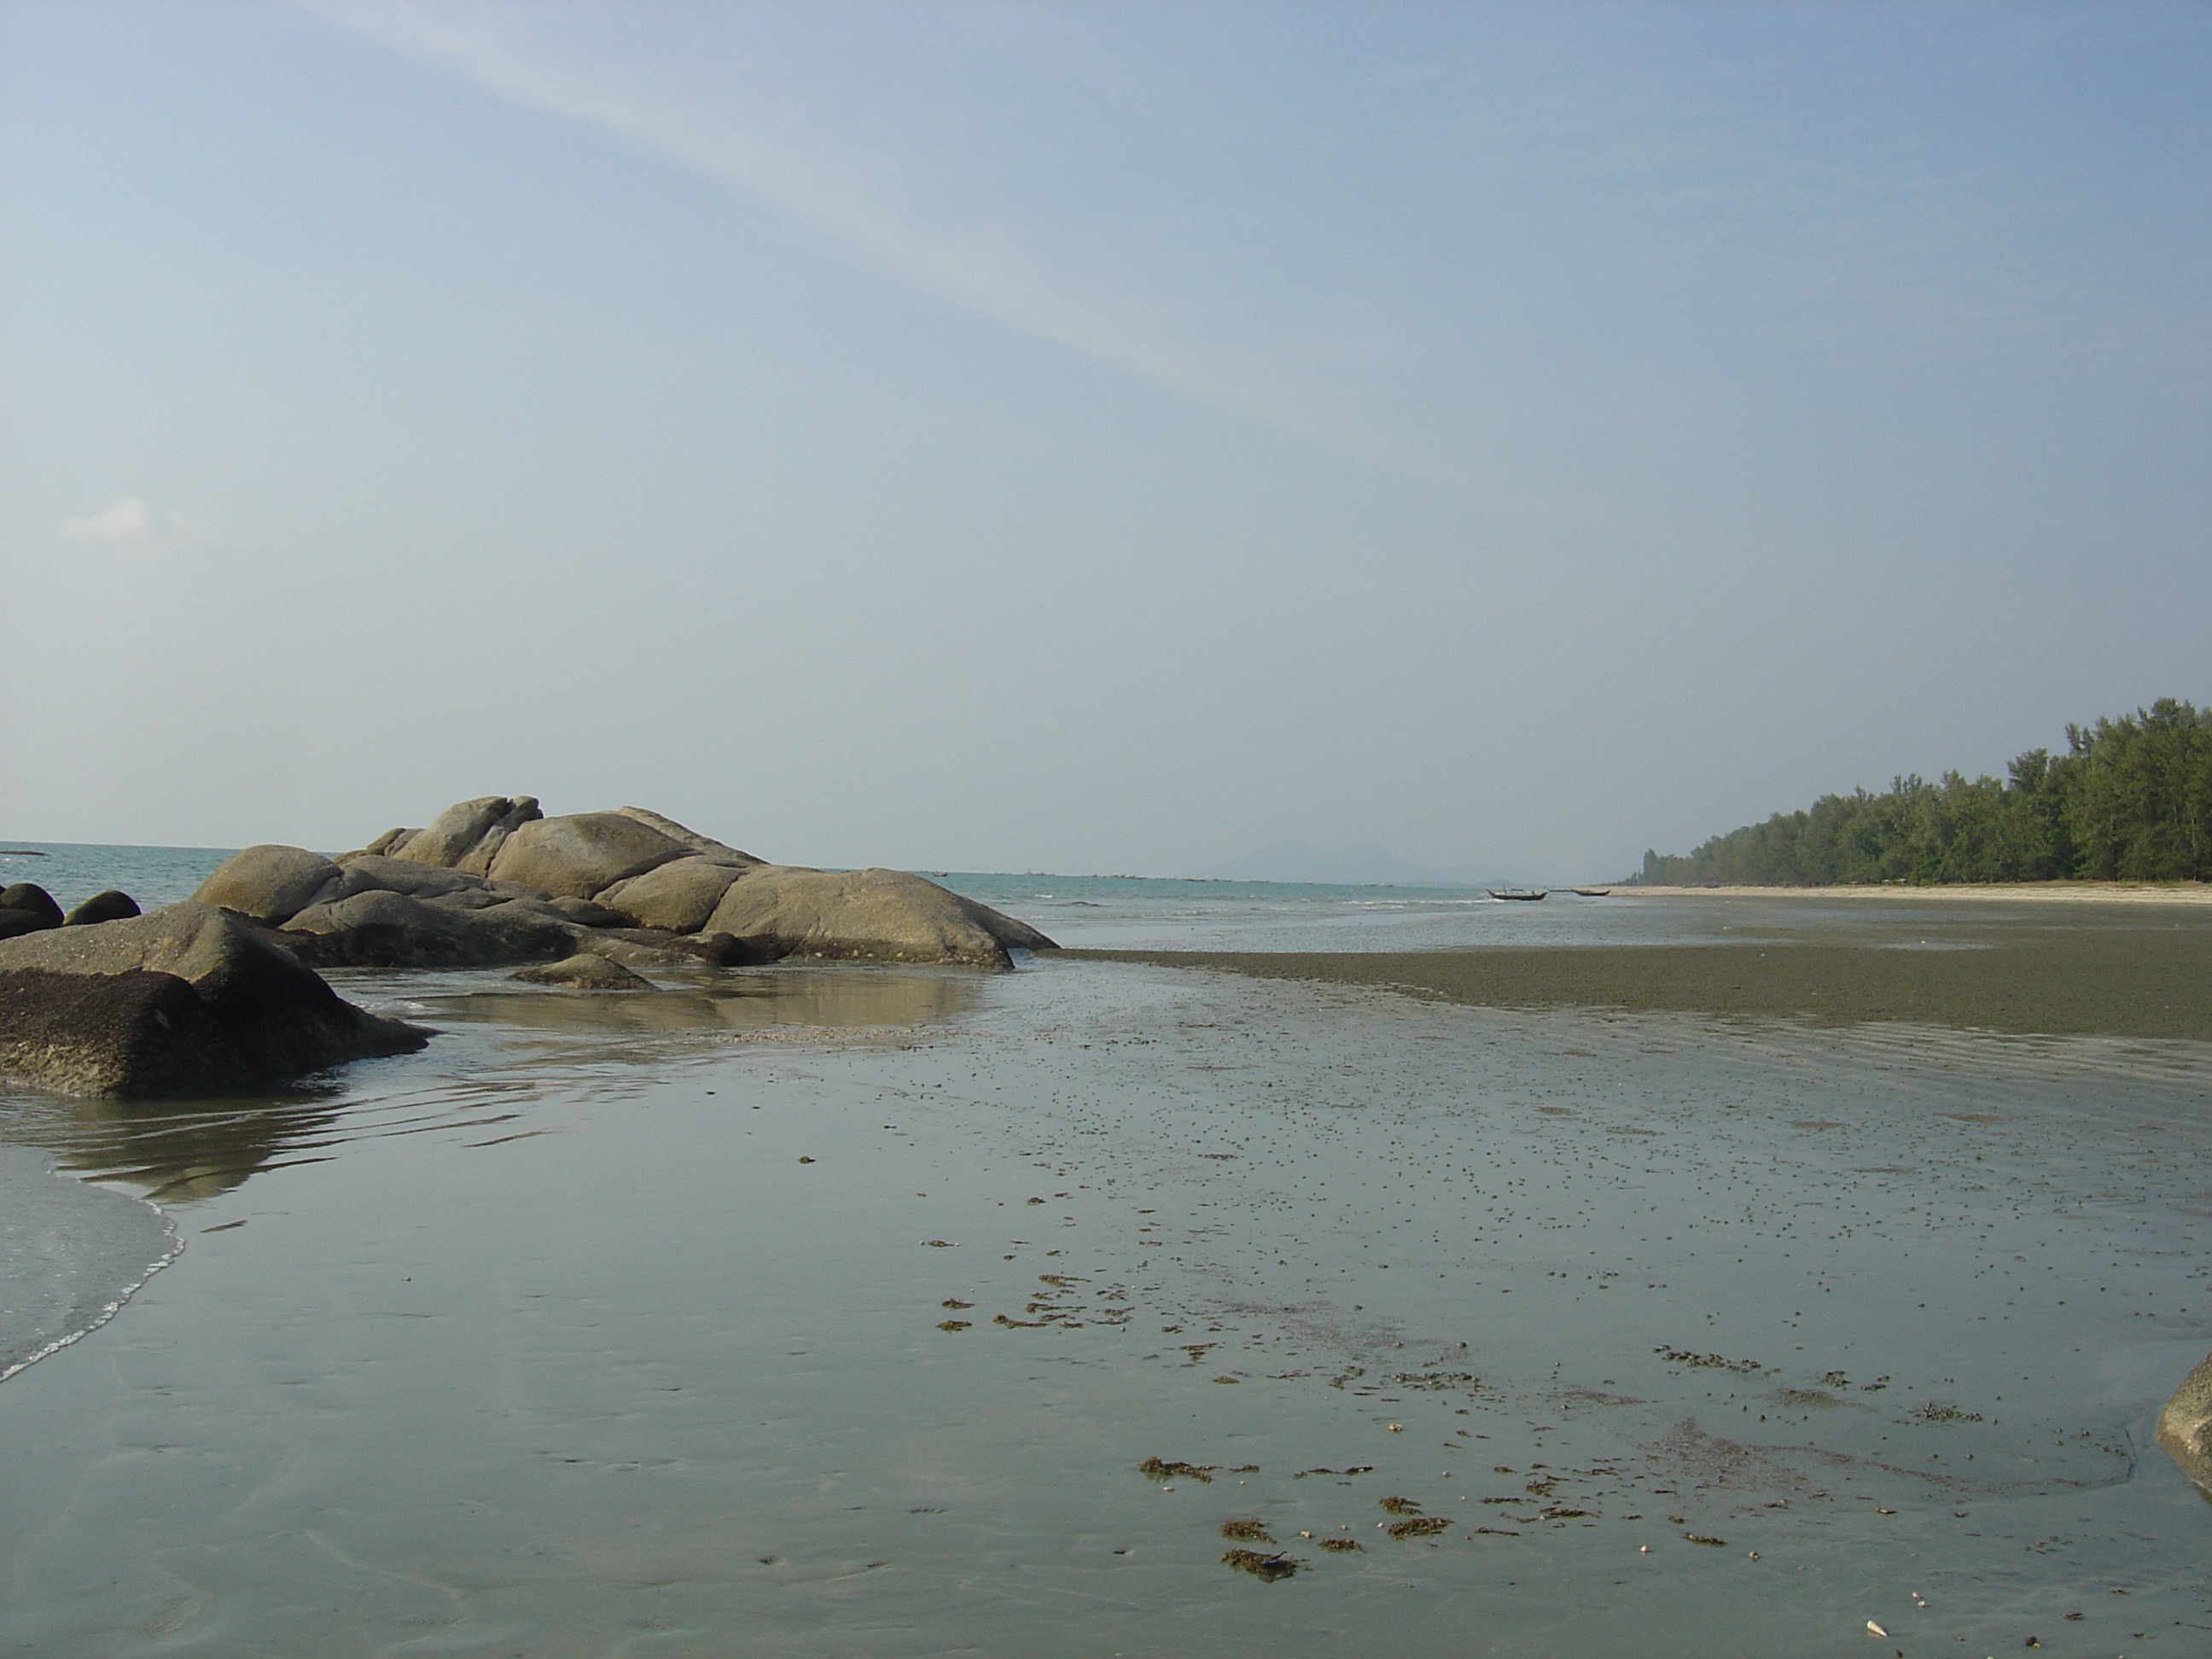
1193, 840, 1495, 888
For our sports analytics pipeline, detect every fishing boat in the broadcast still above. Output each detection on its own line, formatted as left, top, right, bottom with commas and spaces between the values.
1571, 888, 1611, 897
1486, 888, 1548, 901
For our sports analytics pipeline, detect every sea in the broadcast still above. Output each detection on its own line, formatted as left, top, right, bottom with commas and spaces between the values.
1, 841, 2208, 1657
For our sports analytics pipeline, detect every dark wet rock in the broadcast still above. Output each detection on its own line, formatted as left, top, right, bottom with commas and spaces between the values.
547, 895, 632, 928
324, 853, 497, 903
0, 908, 57, 942
0, 903, 427, 1097
486, 812, 688, 899
61, 890, 141, 926
2157, 1350, 2212, 1494
580, 928, 781, 968
704, 865, 1055, 969
597, 856, 746, 933
509, 952, 654, 991
193, 845, 343, 926
280, 890, 577, 969
0, 883, 64, 929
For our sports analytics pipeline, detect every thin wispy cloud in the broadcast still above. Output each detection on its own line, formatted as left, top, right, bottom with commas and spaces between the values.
55, 497, 212, 562
294, 0, 1431, 481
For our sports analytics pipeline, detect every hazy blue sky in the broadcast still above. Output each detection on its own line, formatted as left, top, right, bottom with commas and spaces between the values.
3, 1, 2204, 878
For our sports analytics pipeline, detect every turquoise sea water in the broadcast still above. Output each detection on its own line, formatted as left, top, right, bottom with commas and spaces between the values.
1, 846, 2208, 1656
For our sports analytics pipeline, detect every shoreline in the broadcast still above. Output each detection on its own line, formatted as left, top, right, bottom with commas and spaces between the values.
1610, 880, 2212, 905
1057, 896, 2212, 1039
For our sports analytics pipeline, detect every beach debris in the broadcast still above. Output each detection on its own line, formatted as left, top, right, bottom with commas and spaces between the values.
1212, 1375, 1240, 1384
1138, 1458, 1216, 1483
796, 1155, 815, 1163
1379, 1496, 1424, 1515
1317, 1536, 1363, 1552
1388, 1371, 1478, 1391
1654, 1347, 1767, 1374
1866, 1621, 1888, 1637
1220, 1548, 1299, 1580
1907, 1401, 1984, 1423
921, 1240, 958, 1248
1685, 1534, 1726, 1546
1387, 1423, 1404, 1433
994, 1313, 1050, 1327
1386, 1516, 1452, 1540
936, 1319, 972, 1330
940, 1299, 973, 1308
1220, 1519, 1274, 1543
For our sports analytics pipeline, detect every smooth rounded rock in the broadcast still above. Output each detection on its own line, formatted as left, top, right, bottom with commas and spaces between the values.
62, 890, 141, 926
487, 812, 687, 899
597, 857, 745, 933
0, 884, 64, 929
703, 866, 1056, 969
509, 953, 654, 991
193, 846, 342, 926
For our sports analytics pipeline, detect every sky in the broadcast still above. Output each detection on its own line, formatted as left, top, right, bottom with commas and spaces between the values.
2, 0, 2205, 880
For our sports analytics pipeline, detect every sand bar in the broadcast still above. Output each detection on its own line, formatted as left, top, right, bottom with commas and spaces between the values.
1061, 894, 2212, 1040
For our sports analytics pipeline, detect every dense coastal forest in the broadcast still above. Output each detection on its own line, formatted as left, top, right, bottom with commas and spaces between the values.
1633, 699, 2212, 887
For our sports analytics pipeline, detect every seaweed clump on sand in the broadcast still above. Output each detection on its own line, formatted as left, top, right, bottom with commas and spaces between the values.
1317, 1536, 1363, 1553
1220, 1519, 1274, 1542
1138, 1457, 1216, 1483
1221, 1547, 1299, 1580
1386, 1516, 1452, 1540
1378, 1496, 1423, 1515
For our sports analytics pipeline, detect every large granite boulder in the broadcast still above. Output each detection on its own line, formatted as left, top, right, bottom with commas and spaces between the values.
702, 866, 1054, 969
597, 856, 747, 933
279, 890, 578, 969
0, 903, 427, 1097
487, 813, 688, 899
610, 806, 762, 866
194, 845, 342, 925
2158, 1350, 2212, 1494
382, 795, 543, 875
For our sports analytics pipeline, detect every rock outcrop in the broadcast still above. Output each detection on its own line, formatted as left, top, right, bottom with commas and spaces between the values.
0, 904, 428, 1097
2158, 1350, 2212, 1494
192, 798, 1055, 971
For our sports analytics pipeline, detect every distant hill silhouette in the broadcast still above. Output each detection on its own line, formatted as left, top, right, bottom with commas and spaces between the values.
1194, 840, 1494, 888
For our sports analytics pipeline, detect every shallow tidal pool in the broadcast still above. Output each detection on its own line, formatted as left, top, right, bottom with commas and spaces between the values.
0, 954, 2208, 1657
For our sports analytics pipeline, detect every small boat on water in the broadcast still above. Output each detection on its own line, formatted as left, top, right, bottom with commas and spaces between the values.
1572, 888, 1611, 897
1486, 888, 1548, 901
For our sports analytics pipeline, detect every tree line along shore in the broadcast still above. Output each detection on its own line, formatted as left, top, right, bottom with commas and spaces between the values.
1632, 698, 2212, 888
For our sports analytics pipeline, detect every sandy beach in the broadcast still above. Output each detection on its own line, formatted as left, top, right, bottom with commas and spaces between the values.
1065, 892, 2212, 1040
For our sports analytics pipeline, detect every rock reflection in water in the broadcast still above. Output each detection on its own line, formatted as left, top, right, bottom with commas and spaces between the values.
34, 1085, 353, 1203
433, 964, 987, 1034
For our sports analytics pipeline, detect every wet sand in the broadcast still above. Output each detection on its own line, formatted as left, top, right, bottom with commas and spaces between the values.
1062, 897, 2212, 1040
3, 952, 2209, 1655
